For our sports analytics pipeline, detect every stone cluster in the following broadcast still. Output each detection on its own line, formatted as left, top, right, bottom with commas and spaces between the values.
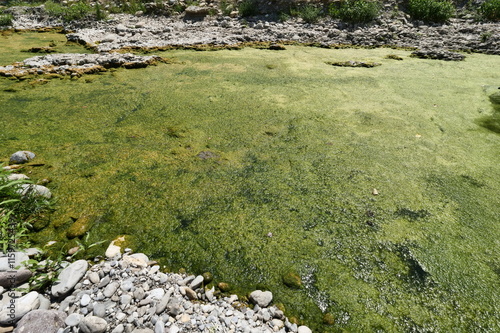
0, 53, 164, 78
0, 248, 313, 333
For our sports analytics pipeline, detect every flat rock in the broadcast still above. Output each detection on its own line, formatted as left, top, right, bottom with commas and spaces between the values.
6, 174, 29, 181
51, 260, 88, 298
13, 309, 66, 333
9, 151, 35, 164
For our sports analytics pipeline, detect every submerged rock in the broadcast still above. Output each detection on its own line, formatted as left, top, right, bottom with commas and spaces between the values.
16, 184, 52, 199
9, 151, 35, 164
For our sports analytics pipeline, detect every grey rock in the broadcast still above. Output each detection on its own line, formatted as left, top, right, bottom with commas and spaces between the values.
88, 272, 100, 284
93, 302, 107, 318
9, 151, 35, 164
13, 309, 66, 333
0, 252, 29, 271
0, 270, 32, 288
65, 313, 84, 326
147, 288, 164, 300
298, 326, 312, 333
131, 329, 154, 333
38, 294, 51, 310
0, 291, 40, 324
189, 275, 204, 289
51, 260, 88, 298
79, 316, 108, 333
111, 324, 125, 333
166, 297, 181, 316
16, 184, 52, 199
155, 290, 171, 314
103, 281, 120, 297
81, 293, 91, 306
98, 275, 111, 288
133, 287, 145, 301
249, 290, 273, 308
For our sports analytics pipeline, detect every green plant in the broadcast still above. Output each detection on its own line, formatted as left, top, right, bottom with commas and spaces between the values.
220, 0, 233, 16
22, 251, 65, 291
407, 0, 455, 23
291, 4, 322, 23
329, 0, 380, 24
238, 0, 258, 17
0, 13, 14, 26
479, 0, 500, 21
44, 0, 94, 21
69, 232, 107, 260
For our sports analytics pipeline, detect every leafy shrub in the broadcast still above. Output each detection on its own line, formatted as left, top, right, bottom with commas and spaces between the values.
44, 0, 93, 21
329, 0, 380, 24
0, 13, 14, 26
291, 4, 322, 23
238, 0, 259, 17
479, 0, 500, 21
407, 0, 455, 23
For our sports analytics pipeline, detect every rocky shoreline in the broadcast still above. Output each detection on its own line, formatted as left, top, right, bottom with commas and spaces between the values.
0, 3, 499, 77
2, 248, 309, 333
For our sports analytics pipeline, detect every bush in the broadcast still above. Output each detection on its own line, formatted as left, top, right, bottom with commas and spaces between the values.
44, 0, 93, 22
407, 0, 455, 23
290, 4, 323, 23
329, 0, 380, 24
479, 0, 500, 21
238, 0, 259, 17
0, 13, 14, 26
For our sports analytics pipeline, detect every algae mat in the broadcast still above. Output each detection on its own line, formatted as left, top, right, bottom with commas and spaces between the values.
1, 38, 500, 332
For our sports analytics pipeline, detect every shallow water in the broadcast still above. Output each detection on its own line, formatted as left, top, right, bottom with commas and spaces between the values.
1, 32, 499, 332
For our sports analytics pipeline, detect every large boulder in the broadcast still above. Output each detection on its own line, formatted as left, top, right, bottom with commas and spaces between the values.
51, 260, 88, 298
13, 309, 66, 333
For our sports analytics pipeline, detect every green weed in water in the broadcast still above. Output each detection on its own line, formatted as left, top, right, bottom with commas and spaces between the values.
0, 38, 499, 332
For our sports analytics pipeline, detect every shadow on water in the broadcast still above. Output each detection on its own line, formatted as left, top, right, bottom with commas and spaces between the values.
477, 87, 500, 134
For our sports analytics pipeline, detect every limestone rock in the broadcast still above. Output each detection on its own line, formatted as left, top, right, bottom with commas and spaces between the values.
51, 260, 88, 298
13, 309, 66, 333
249, 290, 273, 308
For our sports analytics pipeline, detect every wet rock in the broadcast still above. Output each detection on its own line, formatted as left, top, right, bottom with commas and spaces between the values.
51, 260, 88, 298
13, 309, 66, 333
16, 184, 52, 199
282, 271, 302, 289
66, 215, 96, 239
9, 151, 35, 164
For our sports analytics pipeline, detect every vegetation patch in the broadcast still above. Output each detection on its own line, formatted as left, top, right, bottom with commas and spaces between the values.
329, 0, 381, 24
479, 0, 500, 21
407, 0, 455, 23
326, 60, 381, 67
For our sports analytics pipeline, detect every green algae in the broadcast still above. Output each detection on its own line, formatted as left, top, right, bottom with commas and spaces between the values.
0, 30, 92, 66
0, 34, 499, 332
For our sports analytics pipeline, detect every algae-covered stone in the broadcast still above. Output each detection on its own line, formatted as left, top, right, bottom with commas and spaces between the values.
66, 215, 96, 239
218, 282, 231, 292
202, 272, 213, 284
282, 271, 302, 289
323, 312, 335, 325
